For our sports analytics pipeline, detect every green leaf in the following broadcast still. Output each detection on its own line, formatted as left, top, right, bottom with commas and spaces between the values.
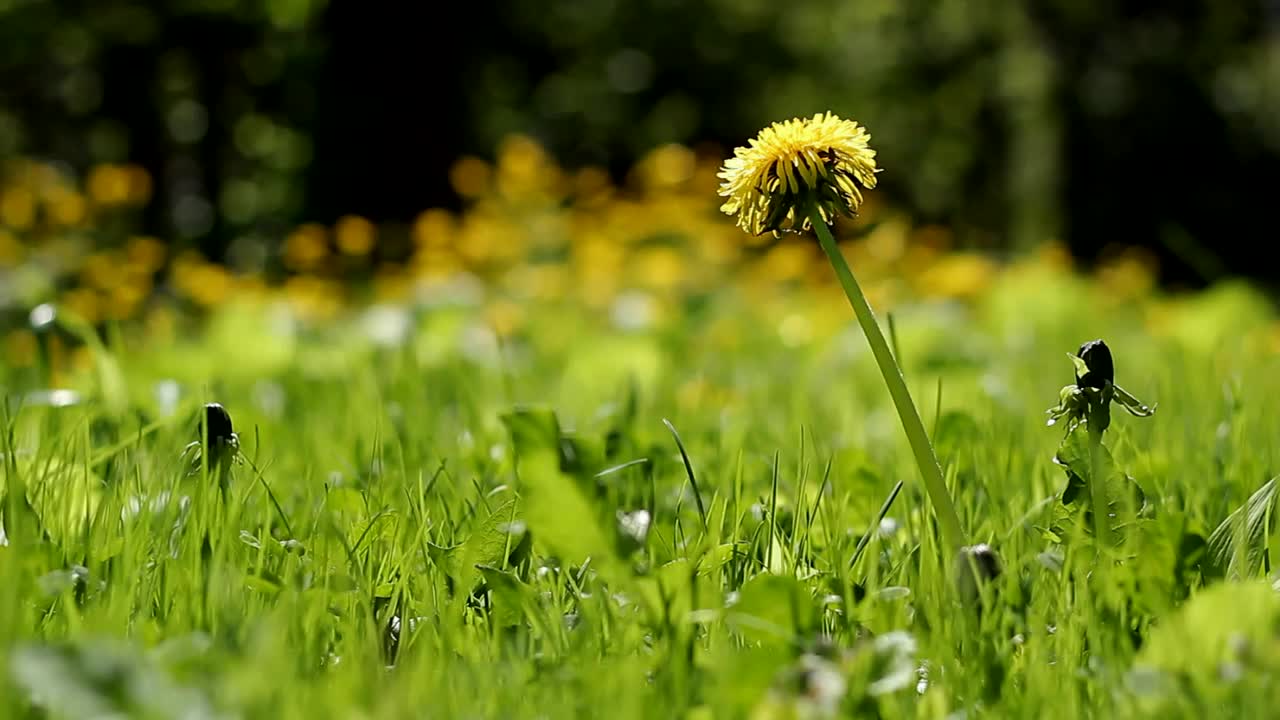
636, 558, 697, 627
1207, 477, 1279, 580
1113, 384, 1156, 418
18, 456, 106, 553
1053, 423, 1145, 543
727, 574, 818, 645
244, 571, 284, 595
706, 645, 793, 718
476, 564, 535, 629
1130, 580, 1280, 711
698, 543, 741, 577
1069, 353, 1091, 381
501, 407, 622, 579
458, 497, 525, 593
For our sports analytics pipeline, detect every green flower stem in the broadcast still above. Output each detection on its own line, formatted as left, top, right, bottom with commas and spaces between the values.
1086, 424, 1111, 547
810, 209, 967, 555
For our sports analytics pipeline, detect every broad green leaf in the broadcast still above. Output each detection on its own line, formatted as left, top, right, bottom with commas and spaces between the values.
727, 574, 818, 645
706, 645, 793, 718
458, 497, 525, 593
501, 407, 621, 579
18, 456, 105, 553
476, 564, 534, 629
1053, 423, 1145, 543
635, 558, 706, 627
1129, 580, 1280, 713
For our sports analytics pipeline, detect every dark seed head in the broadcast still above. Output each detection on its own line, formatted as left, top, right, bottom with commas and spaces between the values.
202, 403, 235, 446
1076, 339, 1114, 389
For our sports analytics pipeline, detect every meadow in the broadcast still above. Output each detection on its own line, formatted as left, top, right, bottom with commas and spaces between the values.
2, 134, 1280, 718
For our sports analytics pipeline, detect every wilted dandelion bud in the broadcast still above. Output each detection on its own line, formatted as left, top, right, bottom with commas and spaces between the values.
1048, 339, 1153, 431
184, 402, 241, 481
954, 543, 1002, 608
203, 403, 236, 448
718, 112, 879, 237
1076, 339, 1114, 389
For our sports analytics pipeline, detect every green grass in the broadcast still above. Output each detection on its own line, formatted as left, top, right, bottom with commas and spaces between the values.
3, 269, 1280, 719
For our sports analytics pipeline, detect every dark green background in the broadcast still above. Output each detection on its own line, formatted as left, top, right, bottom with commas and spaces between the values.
2, 0, 1276, 287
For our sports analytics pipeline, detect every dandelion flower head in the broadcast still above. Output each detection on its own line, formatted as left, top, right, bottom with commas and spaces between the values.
718, 112, 879, 236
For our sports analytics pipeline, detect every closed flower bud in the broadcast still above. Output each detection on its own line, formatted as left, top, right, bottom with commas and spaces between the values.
203, 402, 236, 449
1076, 339, 1114, 390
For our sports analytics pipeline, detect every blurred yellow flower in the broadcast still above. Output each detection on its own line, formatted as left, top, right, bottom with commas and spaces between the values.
1, 186, 36, 229
450, 157, 491, 198
718, 112, 878, 236
106, 283, 149, 320
412, 209, 456, 250
411, 246, 462, 280
124, 165, 153, 205
0, 228, 22, 266
195, 266, 234, 307
916, 253, 997, 300
335, 215, 376, 256
497, 135, 563, 201
144, 306, 178, 343
374, 268, 412, 302
284, 223, 329, 271
573, 167, 613, 206
87, 164, 133, 206
634, 246, 686, 290
45, 187, 87, 226
633, 144, 696, 191
61, 287, 103, 325
758, 241, 816, 284
505, 263, 568, 301
4, 329, 37, 366
126, 236, 168, 272
81, 251, 124, 290
235, 275, 269, 301
173, 257, 234, 307
285, 275, 344, 321
69, 345, 93, 372
864, 217, 909, 264
1097, 249, 1156, 299
484, 298, 525, 337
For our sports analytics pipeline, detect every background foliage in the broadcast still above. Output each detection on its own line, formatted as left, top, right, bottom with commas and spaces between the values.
2, 0, 1278, 285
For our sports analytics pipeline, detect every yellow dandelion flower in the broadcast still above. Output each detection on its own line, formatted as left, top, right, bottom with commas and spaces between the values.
412, 208, 456, 250
484, 298, 525, 337
1, 186, 36, 229
5, 329, 38, 367
0, 228, 23, 266
335, 215, 376, 256
633, 144, 696, 191
126, 236, 168, 272
106, 283, 149, 320
449, 156, 491, 199
61, 288, 103, 325
718, 112, 878, 236
284, 223, 329, 271
916, 253, 997, 300
87, 164, 133, 206
46, 187, 87, 227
